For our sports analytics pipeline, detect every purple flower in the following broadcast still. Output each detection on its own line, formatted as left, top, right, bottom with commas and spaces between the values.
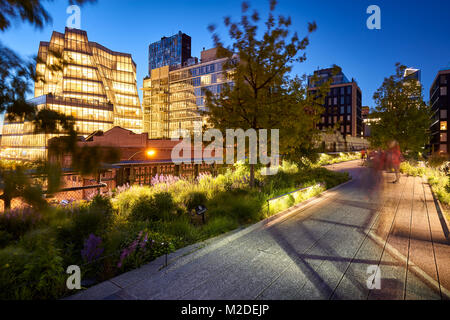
151, 174, 180, 187
140, 233, 149, 249
117, 231, 148, 269
81, 234, 104, 263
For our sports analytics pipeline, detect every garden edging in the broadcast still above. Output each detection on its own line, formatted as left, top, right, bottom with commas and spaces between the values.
428, 183, 450, 240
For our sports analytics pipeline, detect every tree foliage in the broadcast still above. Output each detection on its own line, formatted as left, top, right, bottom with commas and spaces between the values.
0, 161, 61, 210
369, 63, 430, 154
0, 0, 96, 32
205, 0, 326, 185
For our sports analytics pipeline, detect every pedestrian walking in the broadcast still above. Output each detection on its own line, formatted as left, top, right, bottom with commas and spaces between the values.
388, 141, 402, 184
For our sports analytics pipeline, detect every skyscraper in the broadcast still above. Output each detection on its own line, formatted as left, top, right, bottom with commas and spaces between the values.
430, 69, 450, 154
308, 67, 363, 137
148, 31, 192, 73
0, 28, 142, 160
404, 67, 421, 83
142, 47, 232, 139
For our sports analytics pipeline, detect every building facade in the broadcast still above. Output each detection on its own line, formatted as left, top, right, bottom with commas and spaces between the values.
54, 126, 219, 189
430, 69, 450, 154
308, 67, 363, 137
362, 106, 372, 137
142, 46, 231, 139
404, 67, 421, 82
148, 31, 192, 73
0, 28, 142, 160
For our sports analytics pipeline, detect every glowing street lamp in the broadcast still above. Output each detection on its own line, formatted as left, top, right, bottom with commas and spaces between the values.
128, 149, 157, 160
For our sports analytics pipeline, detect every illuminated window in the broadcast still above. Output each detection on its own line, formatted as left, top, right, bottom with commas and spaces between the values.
440, 133, 447, 142
440, 121, 447, 131
201, 75, 211, 86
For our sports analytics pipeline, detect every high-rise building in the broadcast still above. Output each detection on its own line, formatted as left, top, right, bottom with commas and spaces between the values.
308, 67, 363, 137
142, 47, 232, 139
148, 31, 192, 73
0, 28, 142, 160
404, 67, 421, 82
430, 69, 450, 154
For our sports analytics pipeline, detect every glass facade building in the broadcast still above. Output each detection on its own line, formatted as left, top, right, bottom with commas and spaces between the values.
308, 67, 363, 137
143, 48, 232, 139
148, 31, 192, 73
404, 68, 421, 82
430, 69, 450, 154
1, 28, 142, 160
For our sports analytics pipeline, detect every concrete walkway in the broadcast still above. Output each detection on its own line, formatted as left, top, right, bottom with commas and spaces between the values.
70, 161, 450, 300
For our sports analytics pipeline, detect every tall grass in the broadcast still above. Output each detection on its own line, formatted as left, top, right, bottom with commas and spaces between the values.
401, 161, 450, 222
0, 159, 351, 300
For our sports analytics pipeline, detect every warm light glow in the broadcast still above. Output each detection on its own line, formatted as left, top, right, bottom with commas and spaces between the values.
147, 149, 156, 157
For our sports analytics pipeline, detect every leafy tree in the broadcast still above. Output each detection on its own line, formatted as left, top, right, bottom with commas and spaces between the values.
0, 0, 96, 32
71, 145, 120, 184
280, 74, 333, 166
0, 161, 62, 210
205, 0, 324, 187
48, 136, 120, 197
369, 63, 430, 155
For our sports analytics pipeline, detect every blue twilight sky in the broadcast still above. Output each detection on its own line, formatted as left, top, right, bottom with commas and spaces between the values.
1, 0, 450, 130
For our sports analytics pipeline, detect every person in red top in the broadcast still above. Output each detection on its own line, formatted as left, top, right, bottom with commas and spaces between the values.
361, 149, 367, 165
388, 140, 402, 183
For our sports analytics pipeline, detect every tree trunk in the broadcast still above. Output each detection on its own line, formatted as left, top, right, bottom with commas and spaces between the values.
250, 164, 255, 188
2, 196, 12, 211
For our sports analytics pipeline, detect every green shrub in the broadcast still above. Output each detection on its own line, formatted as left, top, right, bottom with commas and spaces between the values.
113, 186, 154, 218
128, 195, 154, 222
294, 167, 350, 190
0, 208, 41, 240
183, 192, 208, 212
18, 228, 55, 252
153, 192, 176, 217
428, 171, 450, 205
0, 246, 31, 299
56, 200, 113, 261
264, 170, 295, 192
0, 237, 66, 300
102, 220, 150, 259
316, 152, 360, 166
400, 162, 426, 177
159, 217, 200, 244
201, 216, 239, 239
0, 230, 13, 248
116, 229, 176, 272
428, 153, 448, 169
89, 195, 114, 217
208, 190, 263, 223
128, 192, 176, 222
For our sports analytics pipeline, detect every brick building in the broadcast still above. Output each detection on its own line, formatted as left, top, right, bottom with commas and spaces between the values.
54, 126, 219, 192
